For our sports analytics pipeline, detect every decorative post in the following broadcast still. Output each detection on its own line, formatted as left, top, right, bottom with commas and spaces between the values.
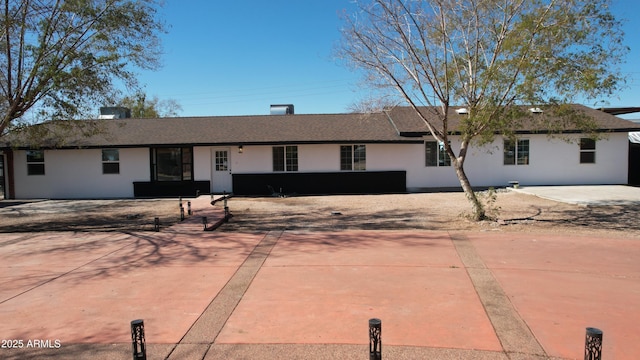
369, 318, 381, 360
202, 216, 208, 231
180, 205, 185, 221
187, 201, 192, 215
585, 327, 603, 360
131, 319, 146, 360
154, 217, 160, 232
223, 196, 229, 221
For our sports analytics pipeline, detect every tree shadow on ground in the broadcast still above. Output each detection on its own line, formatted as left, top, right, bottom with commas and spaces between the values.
500, 203, 640, 233
219, 207, 458, 232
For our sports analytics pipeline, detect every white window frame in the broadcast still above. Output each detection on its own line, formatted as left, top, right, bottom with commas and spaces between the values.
340, 145, 366, 171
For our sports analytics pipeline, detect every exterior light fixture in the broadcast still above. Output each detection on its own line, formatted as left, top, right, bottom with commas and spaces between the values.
238, 145, 243, 153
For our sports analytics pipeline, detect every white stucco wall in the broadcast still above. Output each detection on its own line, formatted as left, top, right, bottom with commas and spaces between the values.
232, 143, 421, 173
193, 146, 212, 181
231, 135, 629, 191
13, 148, 149, 198
461, 133, 629, 187
9, 132, 630, 199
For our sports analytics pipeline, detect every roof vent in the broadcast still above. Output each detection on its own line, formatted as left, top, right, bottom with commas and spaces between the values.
270, 104, 294, 115
99, 106, 131, 119
455, 108, 469, 115
529, 107, 544, 114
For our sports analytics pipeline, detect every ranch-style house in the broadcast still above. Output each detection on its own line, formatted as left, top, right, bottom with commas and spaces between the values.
0, 104, 639, 199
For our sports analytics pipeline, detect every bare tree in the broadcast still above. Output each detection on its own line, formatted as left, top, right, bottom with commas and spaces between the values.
117, 92, 182, 118
338, 0, 627, 220
0, 0, 165, 136
348, 94, 401, 113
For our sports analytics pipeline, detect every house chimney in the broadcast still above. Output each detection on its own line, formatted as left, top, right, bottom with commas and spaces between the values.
99, 107, 132, 119
270, 104, 294, 115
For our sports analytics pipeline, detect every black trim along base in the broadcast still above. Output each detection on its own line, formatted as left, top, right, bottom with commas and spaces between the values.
232, 171, 406, 196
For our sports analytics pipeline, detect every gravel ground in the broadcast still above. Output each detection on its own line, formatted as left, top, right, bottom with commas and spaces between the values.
0, 190, 638, 237
220, 190, 640, 237
0, 199, 181, 232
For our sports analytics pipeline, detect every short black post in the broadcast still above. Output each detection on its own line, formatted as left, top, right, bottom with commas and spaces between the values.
202, 216, 208, 231
187, 201, 192, 215
131, 319, 146, 360
223, 196, 229, 220
154, 217, 160, 232
369, 318, 381, 360
180, 205, 185, 221
585, 327, 603, 360
196, 190, 200, 197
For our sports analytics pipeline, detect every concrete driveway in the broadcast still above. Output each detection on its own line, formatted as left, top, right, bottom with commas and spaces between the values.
513, 185, 640, 205
1, 197, 639, 359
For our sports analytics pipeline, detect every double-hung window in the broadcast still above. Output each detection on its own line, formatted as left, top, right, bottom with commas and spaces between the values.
579, 138, 596, 164
425, 141, 451, 167
102, 149, 120, 174
26, 150, 45, 175
273, 146, 298, 172
504, 139, 530, 165
340, 145, 366, 171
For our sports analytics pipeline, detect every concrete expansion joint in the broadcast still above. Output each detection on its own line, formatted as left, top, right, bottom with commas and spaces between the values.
165, 230, 283, 360
450, 232, 548, 359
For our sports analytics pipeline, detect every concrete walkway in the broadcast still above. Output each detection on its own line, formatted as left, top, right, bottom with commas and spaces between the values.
513, 185, 640, 205
1, 196, 638, 359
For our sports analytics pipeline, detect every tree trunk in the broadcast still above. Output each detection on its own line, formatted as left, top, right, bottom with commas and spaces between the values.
453, 160, 485, 221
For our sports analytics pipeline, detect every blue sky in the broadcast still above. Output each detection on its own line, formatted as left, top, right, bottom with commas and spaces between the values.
137, 0, 640, 118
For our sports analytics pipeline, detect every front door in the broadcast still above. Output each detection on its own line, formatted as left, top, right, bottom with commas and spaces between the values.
212, 148, 233, 193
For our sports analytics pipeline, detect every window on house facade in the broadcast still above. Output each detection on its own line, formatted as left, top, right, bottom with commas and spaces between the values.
26, 150, 45, 175
272, 146, 298, 172
504, 139, 530, 165
102, 149, 120, 174
579, 138, 596, 164
425, 141, 451, 167
340, 145, 366, 171
151, 147, 193, 181
215, 150, 228, 171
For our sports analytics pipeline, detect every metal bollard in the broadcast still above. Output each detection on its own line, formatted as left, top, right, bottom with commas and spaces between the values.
202, 216, 208, 230
369, 318, 381, 360
131, 319, 146, 360
187, 201, 192, 215
180, 205, 185, 221
154, 217, 160, 232
585, 327, 603, 360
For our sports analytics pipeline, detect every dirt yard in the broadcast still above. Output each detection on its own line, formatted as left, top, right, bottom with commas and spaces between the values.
1, 190, 637, 237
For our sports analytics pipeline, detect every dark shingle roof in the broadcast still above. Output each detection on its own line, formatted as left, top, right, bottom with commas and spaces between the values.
3, 104, 639, 149
385, 104, 640, 135
2, 112, 421, 149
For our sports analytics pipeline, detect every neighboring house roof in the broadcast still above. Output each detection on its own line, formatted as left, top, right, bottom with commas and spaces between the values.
600, 107, 640, 116
2, 104, 640, 149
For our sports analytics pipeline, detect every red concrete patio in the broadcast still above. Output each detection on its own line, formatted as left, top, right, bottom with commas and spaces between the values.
0, 198, 638, 359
